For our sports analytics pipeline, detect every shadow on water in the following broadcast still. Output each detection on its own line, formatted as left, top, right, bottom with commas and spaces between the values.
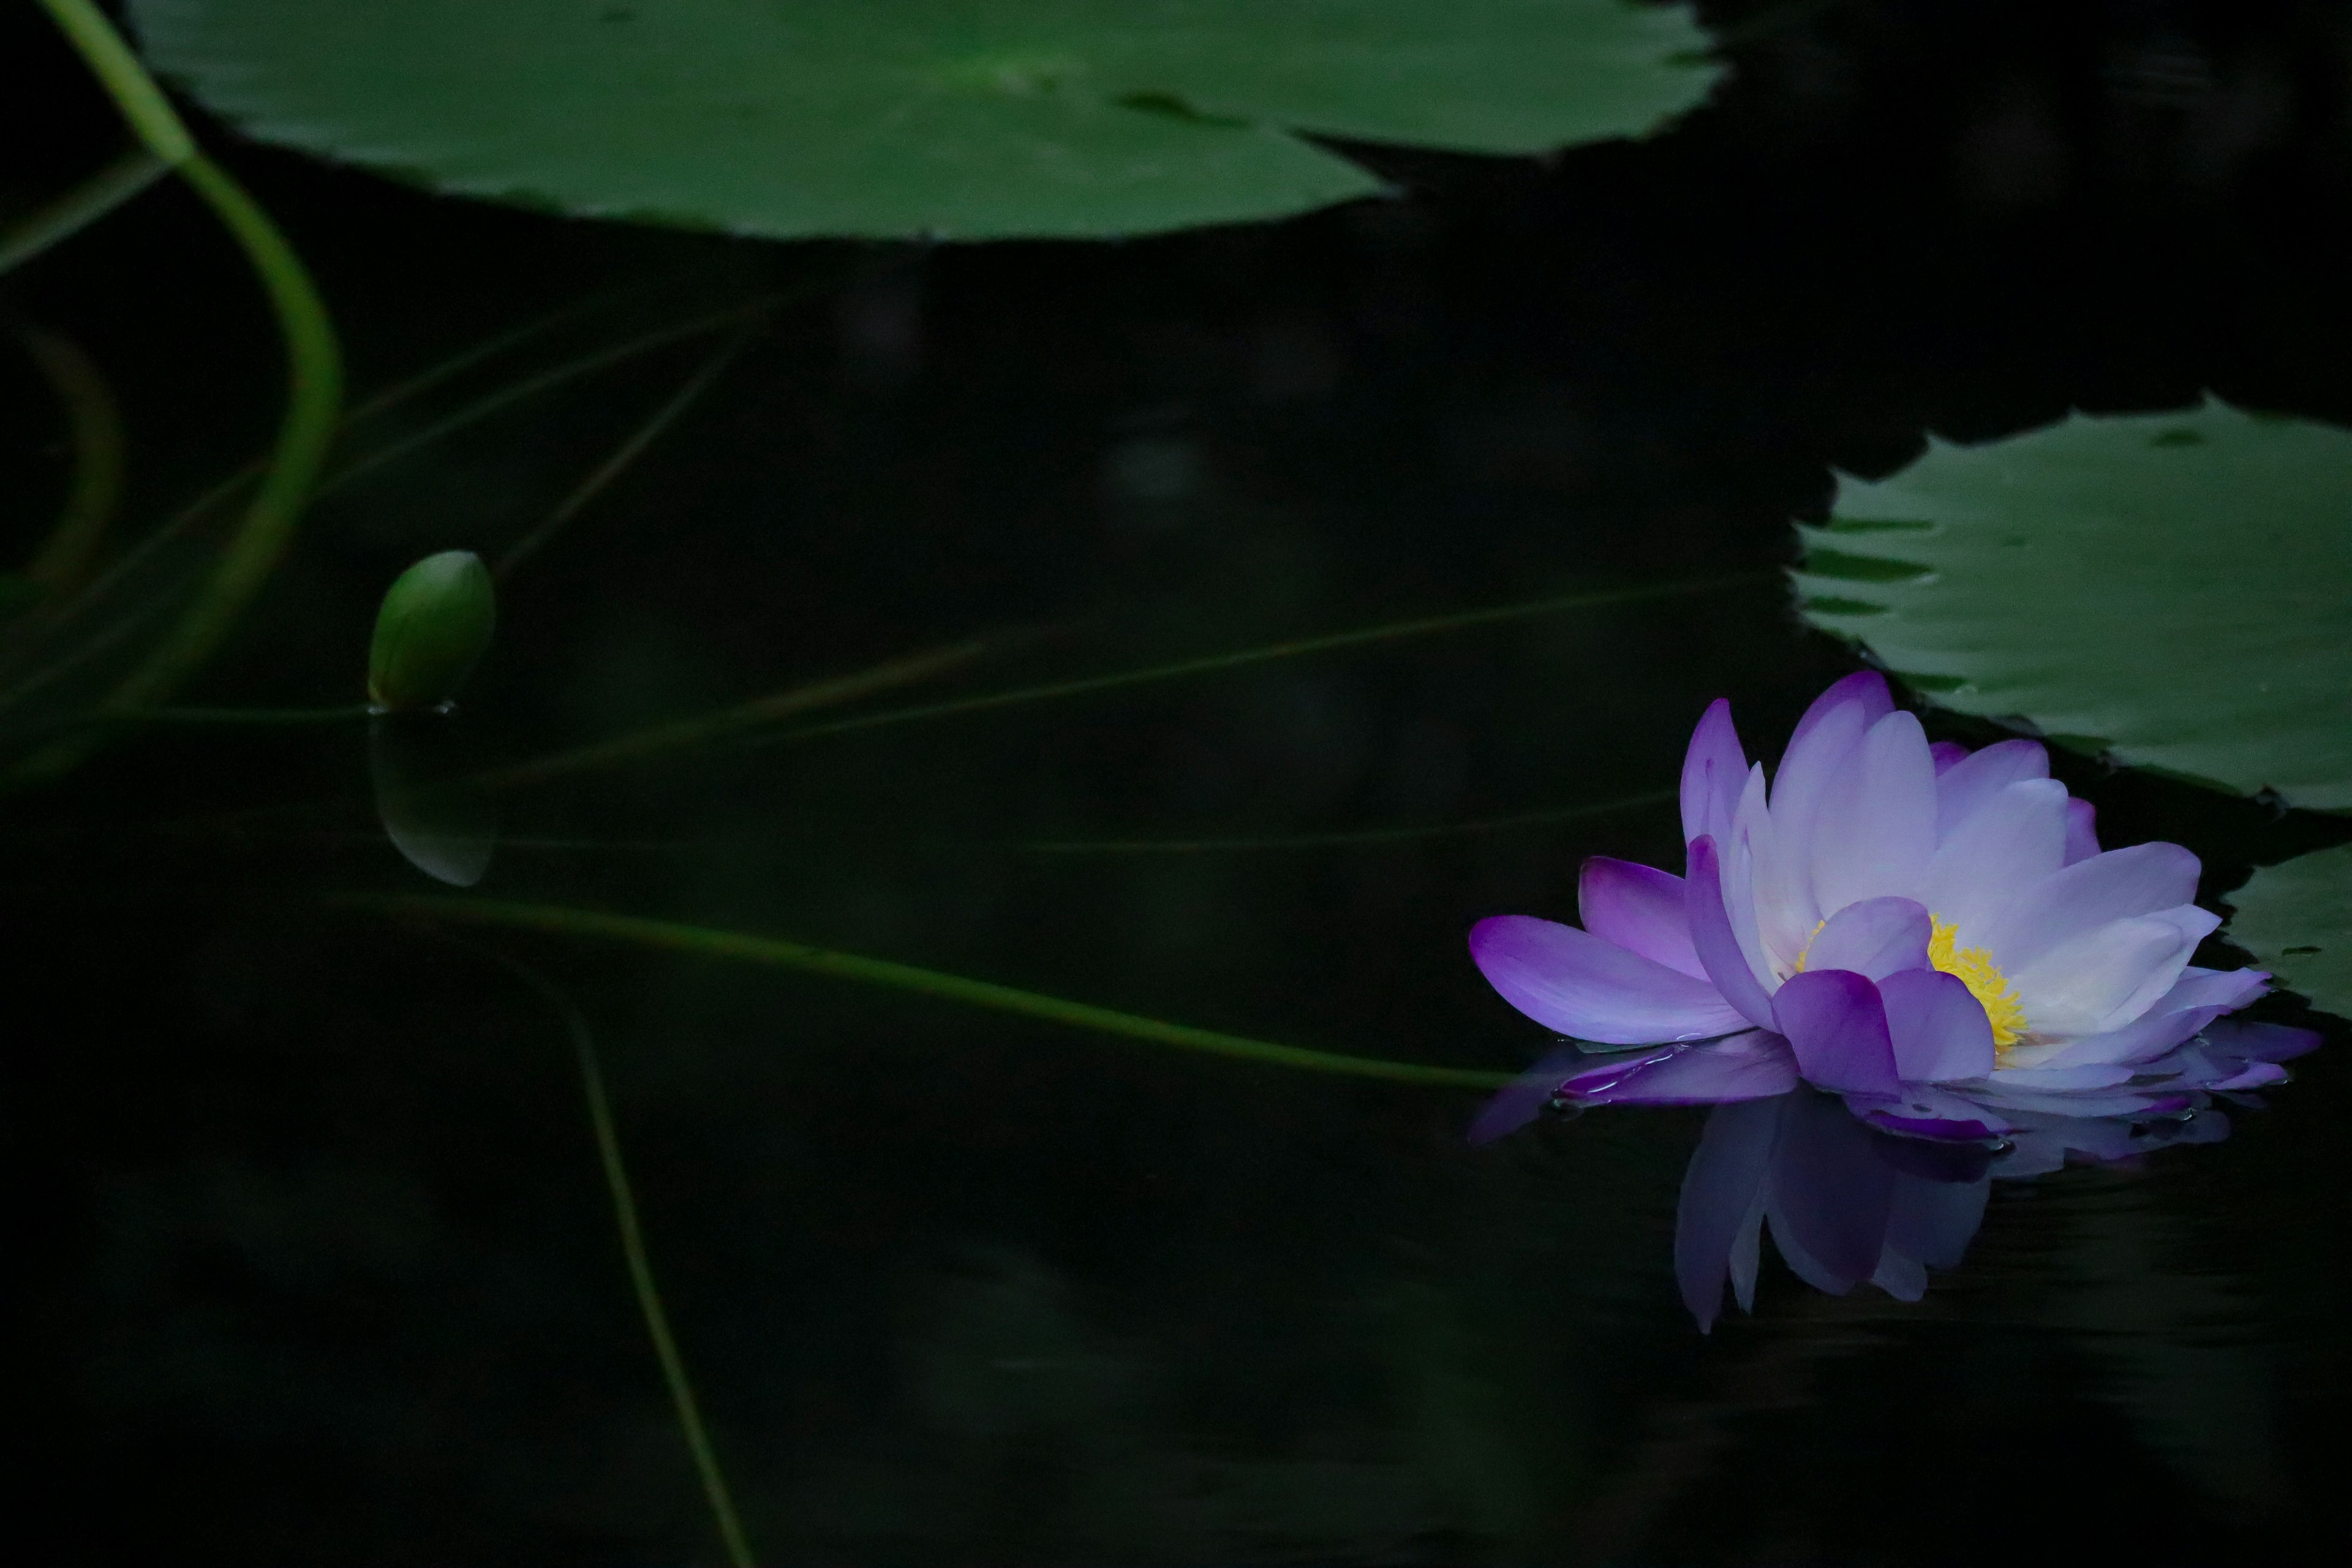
5, 1, 2352, 1562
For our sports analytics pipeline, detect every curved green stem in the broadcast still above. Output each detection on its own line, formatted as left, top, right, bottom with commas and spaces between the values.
351, 895, 1518, 1091
29, 0, 344, 777
16, 325, 127, 592
34, 1, 192, 162
109, 150, 343, 709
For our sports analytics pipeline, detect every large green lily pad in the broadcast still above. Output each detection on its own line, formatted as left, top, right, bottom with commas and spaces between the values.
2228, 844, 2352, 1020
1793, 401, 2352, 810
129, 0, 1717, 239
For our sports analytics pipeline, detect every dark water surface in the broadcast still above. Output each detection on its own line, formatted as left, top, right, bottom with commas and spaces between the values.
7, 3, 2352, 1563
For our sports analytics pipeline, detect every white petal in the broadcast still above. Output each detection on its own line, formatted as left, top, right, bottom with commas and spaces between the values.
1808, 710, 1936, 916
2010, 913, 2203, 1038
1934, 738, 2049, 840
1922, 777, 2068, 937
1804, 896, 1932, 980
1979, 842, 2203, 974
1766, 700, 1869, 899
1723, 764, 1784, 993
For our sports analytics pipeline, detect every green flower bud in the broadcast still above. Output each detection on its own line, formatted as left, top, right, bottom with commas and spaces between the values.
368, 550, 494, 712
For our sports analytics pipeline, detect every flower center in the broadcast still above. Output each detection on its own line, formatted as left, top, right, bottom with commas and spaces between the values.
1789, 915, 2029, 1052
1929, 916, 2027, 1050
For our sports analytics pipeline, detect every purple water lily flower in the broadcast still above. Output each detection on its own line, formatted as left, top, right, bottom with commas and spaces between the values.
1469, 672, 2285, 1133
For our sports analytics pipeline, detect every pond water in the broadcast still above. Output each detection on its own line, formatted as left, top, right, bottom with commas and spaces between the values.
6, 4, 2351, 1564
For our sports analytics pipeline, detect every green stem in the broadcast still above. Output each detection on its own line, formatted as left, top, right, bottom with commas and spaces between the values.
28, 0, 344, 778
352, 895, 1519, 1091
0, 146, 169, 277
17, 325, 127, 592
34, 1, 193, 162
108, 151, 343, 708
470, 640, 992, 793
496, 322, 763, 578
315, 300, 772, 508
497, 960, 758, 1568
5, 292, 753, 692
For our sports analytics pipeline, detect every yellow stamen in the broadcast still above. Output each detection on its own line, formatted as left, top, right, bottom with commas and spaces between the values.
1929, 917, 2027, 1049
1792, 913, 2029, 1052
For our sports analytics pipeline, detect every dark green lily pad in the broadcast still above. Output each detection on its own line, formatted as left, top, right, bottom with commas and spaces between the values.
1793, 401, 2352, 810
129, 0, 1717, 239
2227, 844, 2352, 1020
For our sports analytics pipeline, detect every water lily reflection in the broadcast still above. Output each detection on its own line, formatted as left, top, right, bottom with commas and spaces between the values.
1483, 1018, 2316, 1329
1672, 1019, 2316, 1330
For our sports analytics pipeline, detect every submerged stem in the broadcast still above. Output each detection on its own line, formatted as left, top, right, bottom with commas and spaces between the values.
470, 639, 993, 792
17, 325, 127, 593
496, 959, 758, 1568
352, 895, 1518, 1090
496, 322, 763, 578
0, 147, 170, 277
1022, 790, 1678, 854
763, 573, 1767, 748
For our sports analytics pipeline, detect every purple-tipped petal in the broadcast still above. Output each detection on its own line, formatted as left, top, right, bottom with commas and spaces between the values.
1466, 1046, 1584, 1146
1679, 698, 1747, 848
1982, 842, 2204, 973
1847, 1084, 2016, 1138
1861, 1110, 2004, 1142
1471, 916, 1749, 1045
1929, 741, 1970, 775
1563, 1030, 1800, 1105
1809, 710, 1937, 916
1785, 670, 1893, 753
1878, 968, 1996, 1083
1932, 737, 2049, 839
2210, 1061, 2289, 1091
1773, 969, 1902, 1096
2063, 798, 2100, 866
1676, 1096, 1782, 1332
1803, 895, 1932, 981
2208, 1019, 2323, 1064
1686, 836, 1778, 1030
1579, 858, 1707, 979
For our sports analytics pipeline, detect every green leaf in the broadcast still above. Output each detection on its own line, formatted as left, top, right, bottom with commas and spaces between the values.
1792, 400, 2352, 810
127, 0, 1718, 239
2227, 844, 2352, 1020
